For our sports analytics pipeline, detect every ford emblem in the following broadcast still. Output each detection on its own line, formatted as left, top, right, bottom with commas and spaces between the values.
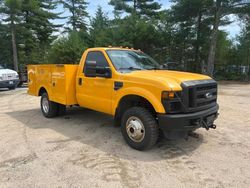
205, 92, 213, 99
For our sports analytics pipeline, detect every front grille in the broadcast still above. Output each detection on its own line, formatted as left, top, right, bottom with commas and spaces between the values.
181, 79, 217, 113
2, 73, 16, 80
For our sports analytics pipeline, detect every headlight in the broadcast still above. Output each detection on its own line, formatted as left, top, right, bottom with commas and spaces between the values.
16, 74, 19, 79
0, 76, 3, 80
161, 91, 182, 113
161, 91, 181, 100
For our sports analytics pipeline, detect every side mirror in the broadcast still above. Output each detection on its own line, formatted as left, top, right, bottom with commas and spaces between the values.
161, 64, 168, 70
96, 67, 112, 78
85, 61, 97, 77
85, 61, 112, 78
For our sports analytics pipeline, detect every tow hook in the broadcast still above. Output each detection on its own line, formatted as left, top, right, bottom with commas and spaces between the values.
202, 120, 217, 130
210, 124, 216, 129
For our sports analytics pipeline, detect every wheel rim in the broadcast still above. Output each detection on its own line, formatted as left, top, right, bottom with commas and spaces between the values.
126, 116, 145, 143
42, 96, 49, 114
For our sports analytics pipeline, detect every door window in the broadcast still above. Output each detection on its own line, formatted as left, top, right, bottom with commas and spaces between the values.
84, 51, 109, 75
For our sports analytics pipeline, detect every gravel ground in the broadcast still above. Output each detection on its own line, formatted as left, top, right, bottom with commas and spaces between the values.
0, 84, 250, 188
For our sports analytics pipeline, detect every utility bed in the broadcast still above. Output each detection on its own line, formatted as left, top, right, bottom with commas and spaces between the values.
28, 64, 78, 105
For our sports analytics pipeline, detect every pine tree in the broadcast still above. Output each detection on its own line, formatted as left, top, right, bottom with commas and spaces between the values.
90, 6, 110, 46
20, 0, 61, 64
237, 20, 250, 77
61, 0, 89, 31
0, 0, 22, 71
91, 7, 109, 32
21, 0, 40, 64
207, 0, 250, 76
0, 23, 12, 66
48, 31, 88, 64
109, 0, 161, 18
36, 0, 62, 60
170, 0, 213, 72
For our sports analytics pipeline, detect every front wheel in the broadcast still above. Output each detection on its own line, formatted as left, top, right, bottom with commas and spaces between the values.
121, 107, 159, 150
41, 93, 58, 118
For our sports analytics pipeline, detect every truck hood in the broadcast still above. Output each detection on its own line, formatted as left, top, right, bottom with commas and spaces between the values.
126, 70, 211, 90
0, 69, 18, 75
129, 70, 210, 83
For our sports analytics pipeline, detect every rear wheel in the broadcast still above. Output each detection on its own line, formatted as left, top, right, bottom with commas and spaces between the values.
41, 93, 58, 118
121, 107, 159, 150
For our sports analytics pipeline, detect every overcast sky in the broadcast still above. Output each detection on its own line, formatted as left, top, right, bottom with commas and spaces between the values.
55, 0, 242, 39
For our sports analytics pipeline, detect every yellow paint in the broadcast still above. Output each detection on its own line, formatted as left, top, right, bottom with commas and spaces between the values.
28, 47, 213, 115
28, 64, 78, 105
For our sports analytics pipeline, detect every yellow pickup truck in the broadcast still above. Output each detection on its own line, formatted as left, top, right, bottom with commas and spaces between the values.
28, 47, 219, 150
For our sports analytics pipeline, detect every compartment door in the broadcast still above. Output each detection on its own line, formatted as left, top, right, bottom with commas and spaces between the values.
27, 65, 37, 96
51, 65, 66, 104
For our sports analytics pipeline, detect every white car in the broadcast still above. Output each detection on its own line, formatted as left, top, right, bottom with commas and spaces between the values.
0, 65, 20, 90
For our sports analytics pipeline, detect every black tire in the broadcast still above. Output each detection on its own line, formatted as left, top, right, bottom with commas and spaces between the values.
18, 81, 23, 87
8, 86, 16, 90
57, 104, 66, 116
121, 107, 159, 150
40, 93, 58, 118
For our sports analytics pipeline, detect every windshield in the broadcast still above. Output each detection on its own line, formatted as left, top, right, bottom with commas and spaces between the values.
106, 50, 161, 72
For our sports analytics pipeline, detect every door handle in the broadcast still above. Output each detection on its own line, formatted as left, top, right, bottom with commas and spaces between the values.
78, 78, 83, 85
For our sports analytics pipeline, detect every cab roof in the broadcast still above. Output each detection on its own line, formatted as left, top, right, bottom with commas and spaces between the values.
87, 47, 142, 52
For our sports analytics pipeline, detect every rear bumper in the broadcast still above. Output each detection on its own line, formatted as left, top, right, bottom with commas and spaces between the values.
0, 79, 19, 88
157, 104, 219, 131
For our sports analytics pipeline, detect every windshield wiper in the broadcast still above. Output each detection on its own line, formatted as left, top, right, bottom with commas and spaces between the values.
146, 67, 162, 70
119, 67, 142, 71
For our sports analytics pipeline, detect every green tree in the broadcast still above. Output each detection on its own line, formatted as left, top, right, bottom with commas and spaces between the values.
237, 23, 250, 77
153, 11, 173, 63
1, 0, 22, 71
61, 0, 89, 31
109, 0, 162, 53
35, 0, 62, 60
107, 14, 160, 55
20, 0, 61, 64
21, 0, 41, 64
90, 6, 111, 47
170, 0, 213, 72
215, 31, 232, 66
109, 0, 161, 18
207, 0, 250, 77
0, 23, 12, 66
48, 31, 88, 64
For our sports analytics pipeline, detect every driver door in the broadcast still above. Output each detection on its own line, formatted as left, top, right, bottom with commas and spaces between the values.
76, 51, 113, 114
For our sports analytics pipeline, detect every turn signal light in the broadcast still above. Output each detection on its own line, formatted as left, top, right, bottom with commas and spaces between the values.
162, 91, 175, 100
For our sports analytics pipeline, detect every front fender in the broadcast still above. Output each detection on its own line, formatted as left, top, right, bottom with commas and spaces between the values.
112, 87, 165, 115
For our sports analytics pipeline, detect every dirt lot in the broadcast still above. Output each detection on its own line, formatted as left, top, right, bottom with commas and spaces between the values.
0, 84, 250, 188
